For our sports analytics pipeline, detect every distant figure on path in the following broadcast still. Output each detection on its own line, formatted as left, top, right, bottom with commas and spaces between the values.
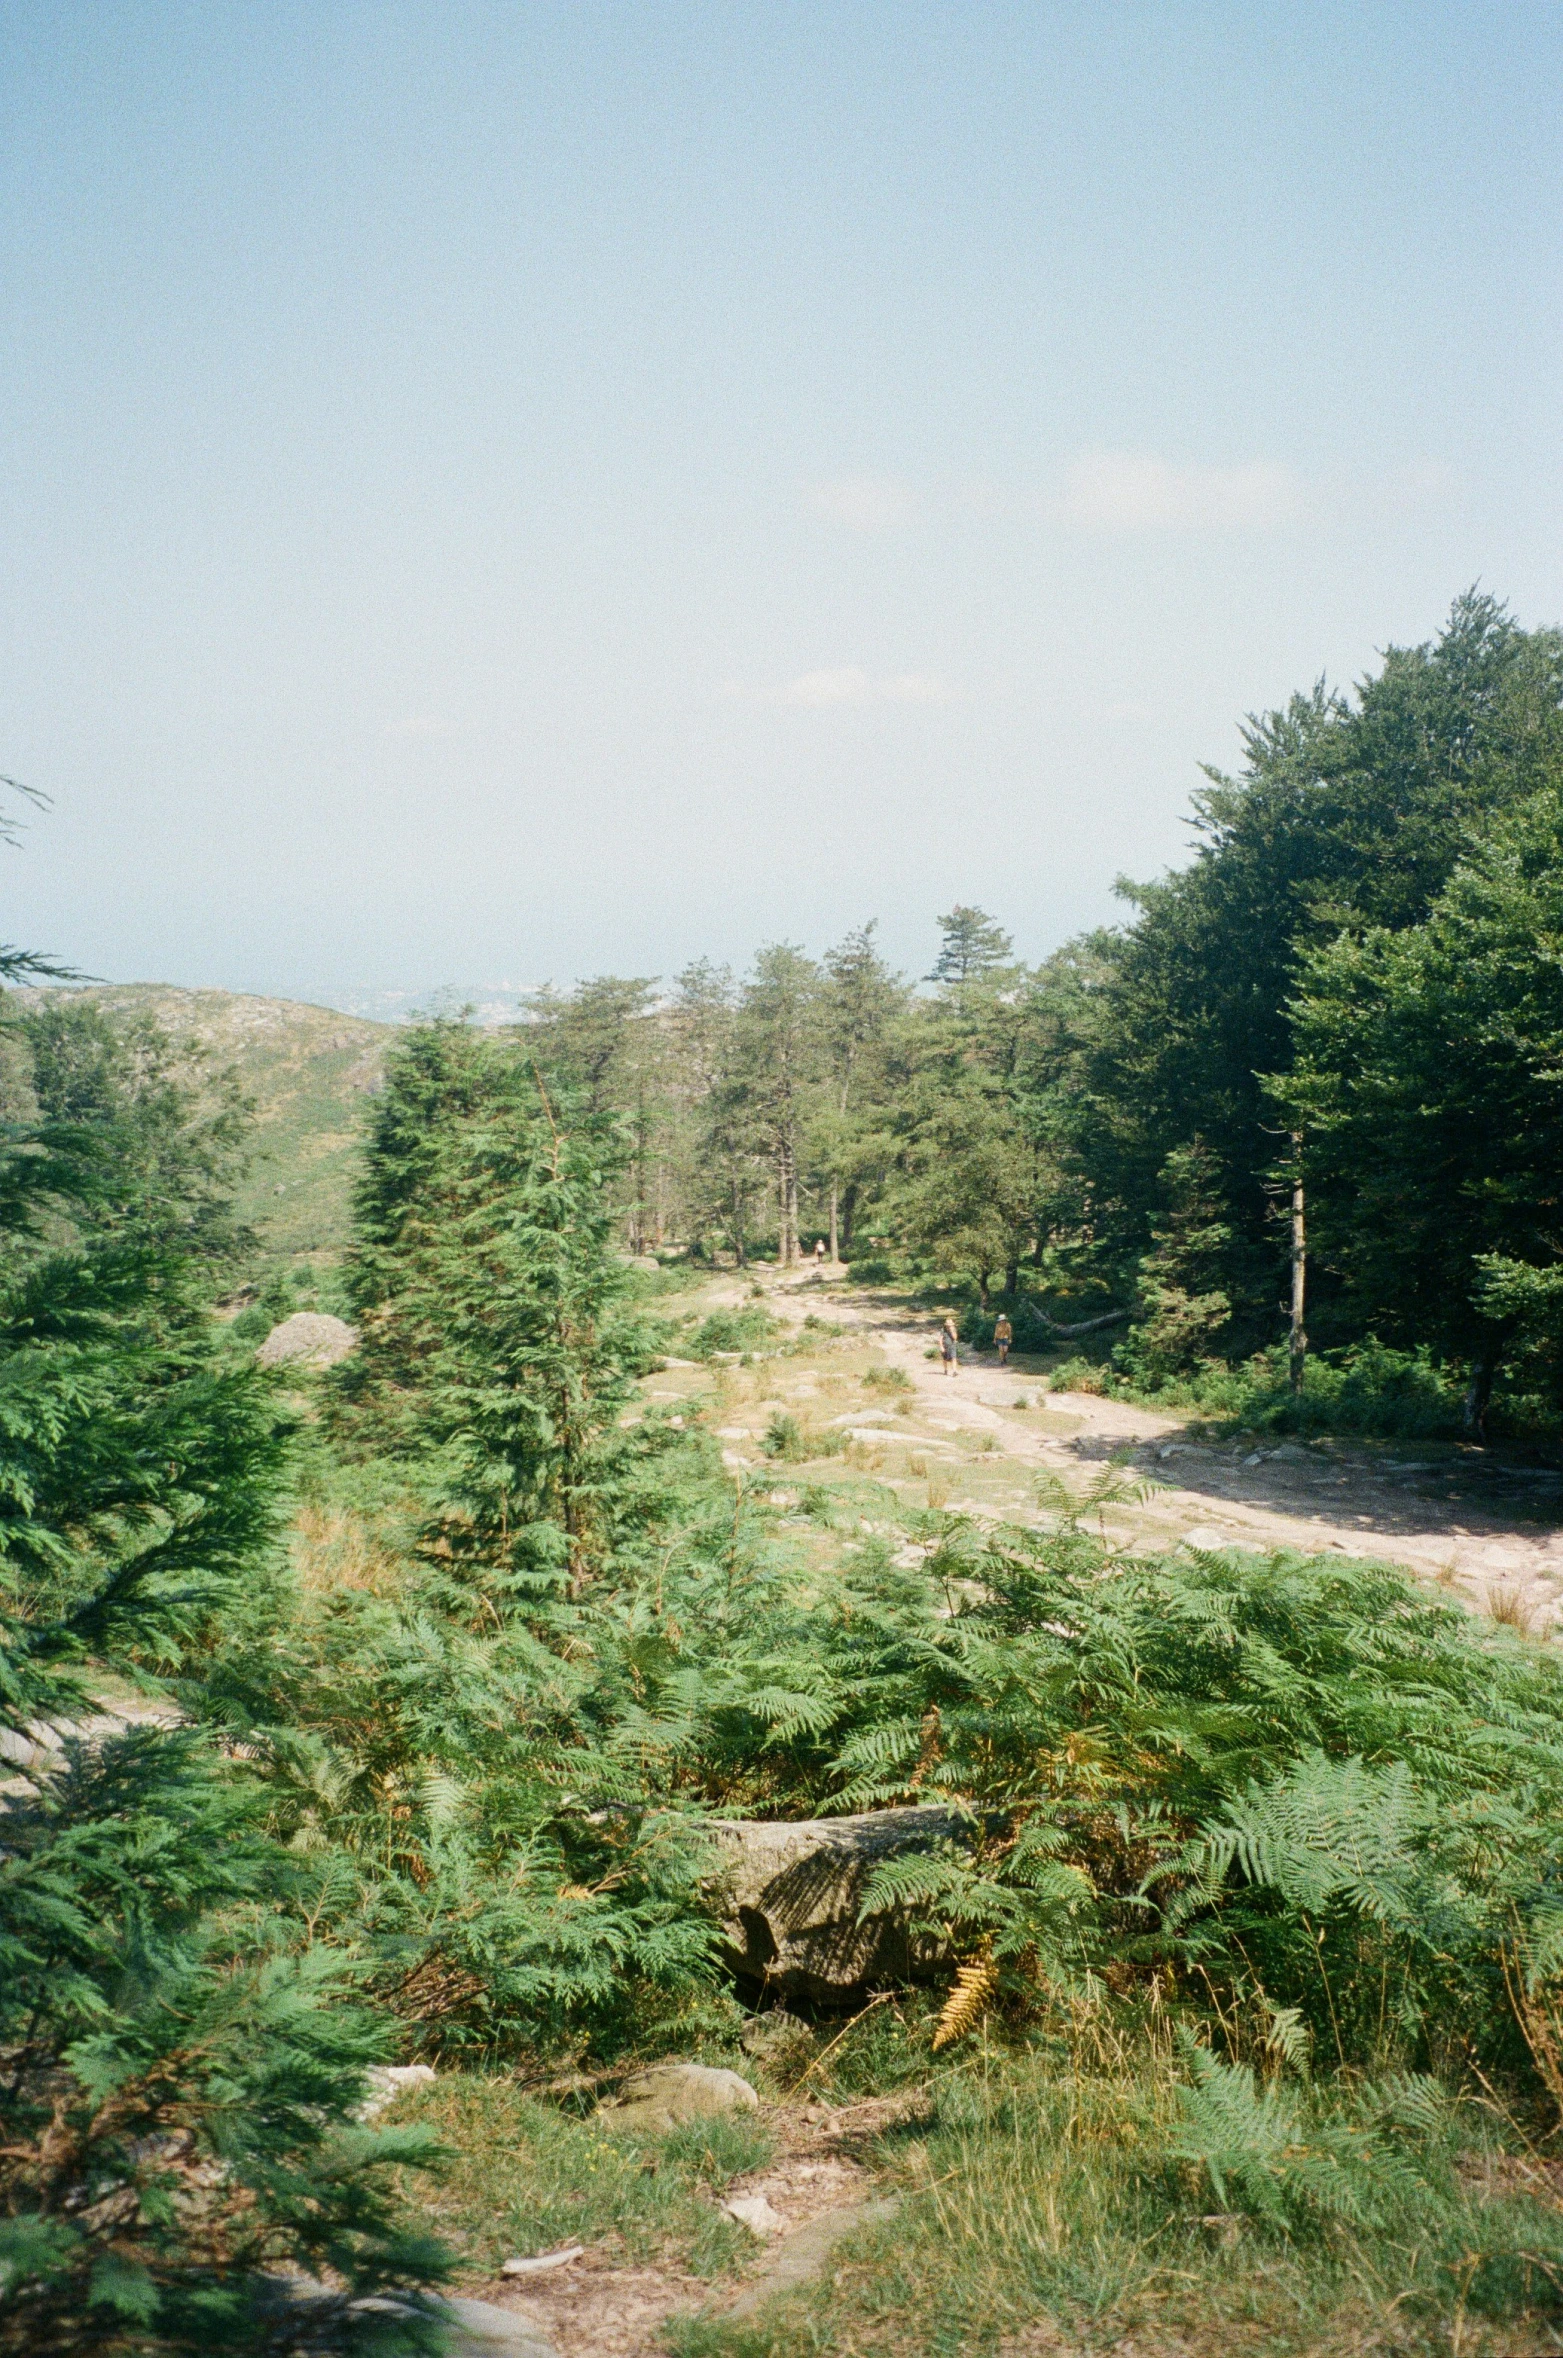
813, 1237, 826, 1269
993, 1312, 1013, 1366
939, 1316, 959, 1377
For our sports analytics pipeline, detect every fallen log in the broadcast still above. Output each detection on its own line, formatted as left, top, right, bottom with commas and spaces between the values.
1031, 1305, 1131, 1337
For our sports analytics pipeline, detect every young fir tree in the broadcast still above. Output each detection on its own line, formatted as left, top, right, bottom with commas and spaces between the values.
0, 941, 443, 2348
17, 995, 256, 1277
342, 1020, 645, 1598
262, 1018, 718, 2056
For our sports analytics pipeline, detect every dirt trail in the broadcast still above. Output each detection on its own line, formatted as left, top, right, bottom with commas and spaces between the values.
461, 2097, 917, 2358
733, 1267, 1563, 1634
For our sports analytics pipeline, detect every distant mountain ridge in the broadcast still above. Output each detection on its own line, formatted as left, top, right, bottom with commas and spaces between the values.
322, 983, 537, 1026
15, 984, 391, 1266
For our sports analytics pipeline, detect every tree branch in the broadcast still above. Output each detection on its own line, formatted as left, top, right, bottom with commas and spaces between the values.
1033, 1305, 1131, 1338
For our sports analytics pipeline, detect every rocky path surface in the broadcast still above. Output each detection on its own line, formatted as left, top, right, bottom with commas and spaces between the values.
735, 1267, 1563, 1635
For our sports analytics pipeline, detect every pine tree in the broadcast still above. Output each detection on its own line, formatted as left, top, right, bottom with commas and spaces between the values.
815, 924, 906, 1259
926, 905, 1014, 987
726, 946, 821, 1267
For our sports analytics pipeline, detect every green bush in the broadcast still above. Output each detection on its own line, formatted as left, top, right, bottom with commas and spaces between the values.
684, 1305, 781, 1359
1051, 1336, 1481, 1444
1232, 1339, 1465, 1437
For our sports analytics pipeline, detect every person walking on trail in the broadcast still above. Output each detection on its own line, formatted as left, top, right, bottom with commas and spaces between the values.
939, 1316, 959, 1377
813, 1237, 826, 1269
993, 1312, 1013, 1366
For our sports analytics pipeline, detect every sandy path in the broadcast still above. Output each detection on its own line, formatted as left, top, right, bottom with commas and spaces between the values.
734, 1268, 1563, 1633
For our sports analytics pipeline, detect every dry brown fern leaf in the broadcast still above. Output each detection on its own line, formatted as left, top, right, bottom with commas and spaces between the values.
932, 1947, 997, 2050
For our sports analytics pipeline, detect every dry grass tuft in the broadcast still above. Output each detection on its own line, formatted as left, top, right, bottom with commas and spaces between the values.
1487, 1579, 1541, 1635
291, 1503, 406, 1596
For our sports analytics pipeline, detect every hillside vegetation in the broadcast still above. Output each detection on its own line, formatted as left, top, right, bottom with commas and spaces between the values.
11, 592, 1563, 2357
14, 983, 388, 1266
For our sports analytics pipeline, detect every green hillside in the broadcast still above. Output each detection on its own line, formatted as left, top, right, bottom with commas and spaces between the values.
19, 984, 389, 1267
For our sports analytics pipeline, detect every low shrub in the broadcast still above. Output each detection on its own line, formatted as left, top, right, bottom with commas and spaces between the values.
685, 1305, 780, 1359
1049, 1336, 1491, 1444
761, 1411, 846, 1462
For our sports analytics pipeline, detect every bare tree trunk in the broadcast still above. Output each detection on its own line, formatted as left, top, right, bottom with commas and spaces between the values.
1289, 1145, 1307, 1399
777, 1138, 798, 1266
842, 1182, 857, 1249
829, 1180, 839, 1264
731, 1176, 746, 1268
1463, 1350, 1496, 1443
977, 1267, 991, 1310
1005, 1254, 1019, 1298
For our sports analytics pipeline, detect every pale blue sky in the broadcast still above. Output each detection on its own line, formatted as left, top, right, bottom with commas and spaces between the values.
3, 3, 1560, 1002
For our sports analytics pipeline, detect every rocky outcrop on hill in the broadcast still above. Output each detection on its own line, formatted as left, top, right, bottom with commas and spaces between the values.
256, 1311, 357, 1369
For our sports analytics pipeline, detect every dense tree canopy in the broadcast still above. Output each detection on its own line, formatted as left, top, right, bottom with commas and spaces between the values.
505, 591, 1563, 1432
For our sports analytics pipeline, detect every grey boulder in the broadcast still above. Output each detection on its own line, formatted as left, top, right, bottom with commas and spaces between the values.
256, 2279, 558, 2358
257, 1312, 358, 1369
597, 2061, 759, 2134
706, 1805, 967, 2000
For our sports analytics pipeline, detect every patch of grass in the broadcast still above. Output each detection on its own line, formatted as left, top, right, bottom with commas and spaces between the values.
689, 1307, 784, 1359
388, 2074, 762, 2282
665, 2042, 1563, 2358
661, 2112, 774, 2186
763, 1412, 847, 1463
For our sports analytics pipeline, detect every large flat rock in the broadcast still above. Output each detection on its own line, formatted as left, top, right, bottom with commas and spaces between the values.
257, 2276, 560, 2358
706, 1805, 968, 1999
438, 2293, 562, 2358
725, 2197, 901, 2318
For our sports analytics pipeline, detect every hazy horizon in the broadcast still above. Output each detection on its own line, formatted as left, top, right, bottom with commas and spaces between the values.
4, 3, 1560, 1000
